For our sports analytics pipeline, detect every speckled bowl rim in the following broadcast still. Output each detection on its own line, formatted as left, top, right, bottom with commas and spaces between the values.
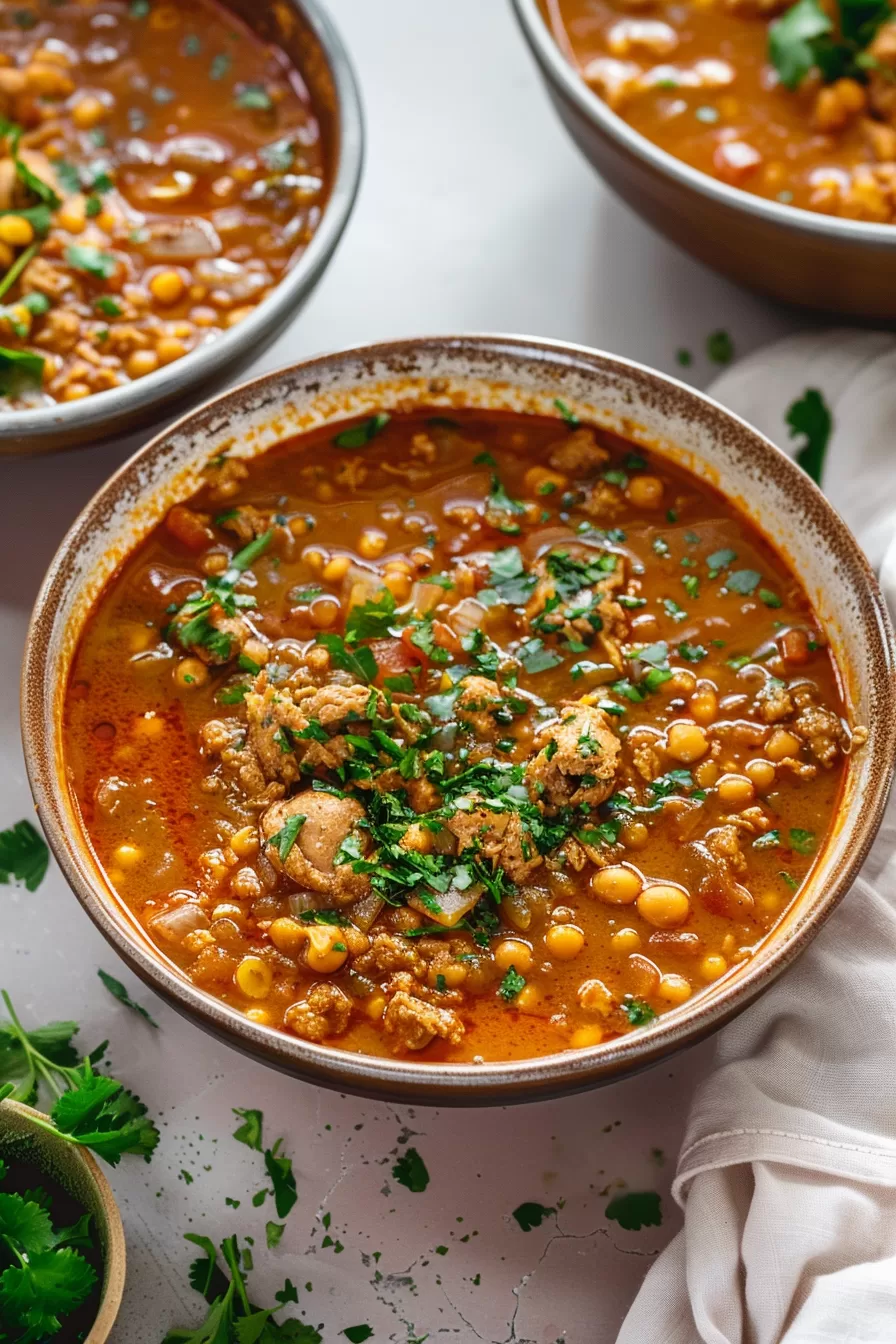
21, 334, 896, 1105
0, 1099, 126, 1342
511, 0, 896, 249
0, 0, 364, 449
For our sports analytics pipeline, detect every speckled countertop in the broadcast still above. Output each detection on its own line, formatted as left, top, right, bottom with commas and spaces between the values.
1, 0, 806, 1338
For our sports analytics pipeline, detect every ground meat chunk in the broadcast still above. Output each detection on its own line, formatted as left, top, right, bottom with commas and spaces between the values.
792, 704, 849, 766
218, 505, 272, 545
20, 255, 77, 302
756, 680, 794, 723
260, 791, 370, 904
446, 800, 543, 883
523, 547, 628, 668
383, 990, 464, 1053
245, 679, 377, 785
528, 704, 620, 812
548, 428, 610, 475
581, 481, 625, 520
455, 676, 504, 738
284, 983, 352, 1042
354, 932, 425, 979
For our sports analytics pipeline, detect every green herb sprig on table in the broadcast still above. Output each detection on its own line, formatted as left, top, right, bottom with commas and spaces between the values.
0, 990, 159, 1165
163, 1233, 321, 1343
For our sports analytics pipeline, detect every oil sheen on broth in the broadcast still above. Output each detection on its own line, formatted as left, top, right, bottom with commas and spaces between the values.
63, 409, 863, 1063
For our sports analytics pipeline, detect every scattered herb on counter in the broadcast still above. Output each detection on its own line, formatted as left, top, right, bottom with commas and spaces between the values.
0, 818, 49, 891
265, 1139, 298, 1219
232, 1107, 264, 1152
97, 969, 159, 1027
706, 329, 734, 365
266, 1221, 285, 1249
675, 348, 693, 367
511, 1201, 556, 1232
0, 990, 159, 1165
0, 1154, 102, 1344
163, 1233, 322, 1342
392, 1146, 430, 1194
604, 1190, 663, 1231
343, 1327, 374, 1343
785, 387, 832, 484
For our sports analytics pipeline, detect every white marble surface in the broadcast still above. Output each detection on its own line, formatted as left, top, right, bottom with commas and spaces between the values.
2, 0, 809, 1339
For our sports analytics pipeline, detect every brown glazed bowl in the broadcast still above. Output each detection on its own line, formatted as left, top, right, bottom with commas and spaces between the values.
511, 0, 896, 318
1, 0, 363, 458
22, 336, 896, 1105
0, 1099, 126, 1341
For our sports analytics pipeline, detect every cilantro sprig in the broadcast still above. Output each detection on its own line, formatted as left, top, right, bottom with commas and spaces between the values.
0, 990, 159, 1165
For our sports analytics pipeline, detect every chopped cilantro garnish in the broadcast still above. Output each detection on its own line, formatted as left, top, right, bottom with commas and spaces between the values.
553, 397, 579, 427
267, 814, 306, 862
789, 827, 817, 855
725, 569, 761, 595
333, 413, 390, 449
498, 966, 526, 1002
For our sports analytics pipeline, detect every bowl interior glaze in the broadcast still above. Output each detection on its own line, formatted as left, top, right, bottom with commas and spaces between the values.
22, 337, 896, 1104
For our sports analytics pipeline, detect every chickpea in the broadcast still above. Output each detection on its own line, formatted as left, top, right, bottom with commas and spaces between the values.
113, 843, 142, 869
658, 973, 692, 1004
235, 955, 273, 999
610, 927, 641, 954
689, 688, 718, 725
669, 668, 697, 696
570, 1025, 604, 1048
515, 984, 542, 1012
0, 215, 34, 247
245, 1007, 273, 1026
700, 954, 728, 981
212, 902, 246, 926
436, 961, 468, 988
626, 474, 664, 508
268, 916, 308, 956
231, 867, 262, 900
666, 720, 709, 763
322, 554, 350, 583
358, 528, 387, 560
149, 269, 186, 305
619, 821, 648, 851
156, 336, 187, 365
694, 758, 719, 788
384, 571, 412, 601
305, 925, 349, 973
63, 383, 91, 401
737, 760, 772, 796
127, 350, 160, 380
230, 826, 259, 860
717, 773, 755, 808
766, 728, 801, 761
545, 924, 585, 960
523, 465, 568, 496
131, 712, 164, 738
310, 596, 340, 629
590, 864, 643, 905
637, 883, 690, 928
494, 939, 533, 974
71, 94, 108, 130
401, 823, 433, 855
303, 547, 327, 575
174, 657, 209, 689
578, 977, 614, 1015
364, 993, 387, 1020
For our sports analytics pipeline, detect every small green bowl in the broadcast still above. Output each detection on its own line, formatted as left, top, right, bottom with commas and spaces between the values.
0, 1099, 126, 1343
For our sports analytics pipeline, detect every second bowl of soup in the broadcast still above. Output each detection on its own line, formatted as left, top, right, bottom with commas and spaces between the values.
22, 336, 896, 1103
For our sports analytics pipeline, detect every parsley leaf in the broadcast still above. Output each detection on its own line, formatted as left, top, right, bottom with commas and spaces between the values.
553, 397, 579, 427
706, 329, 734, 365
267, 815, 306, 863
265, 1139, 298, 1219
0, 347, 44, 398
769, 0, 833, 88
97, 969, 158, 1027
511, 1201, 556, 1231
392, 1147, 429, 1193
65, 244, 117, 279
789, 827, 817, 855
0, 819, 48, 891
333, 413, 390, 449
725, 569, 762, 595
315, 633, 377, 683
623, 998, 656, 1027
232, 1108, 264, 1152
604, 1190, 663, 1231
785, 387, 832, 484
498, 966, 526, 1002
345, 589, 396, 644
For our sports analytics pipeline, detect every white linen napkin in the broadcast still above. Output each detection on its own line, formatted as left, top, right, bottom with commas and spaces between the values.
617, 329, 896, 1344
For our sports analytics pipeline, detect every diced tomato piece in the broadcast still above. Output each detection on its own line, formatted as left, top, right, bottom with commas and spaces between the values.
166, 505, 215, 552
371, 636, 424, 681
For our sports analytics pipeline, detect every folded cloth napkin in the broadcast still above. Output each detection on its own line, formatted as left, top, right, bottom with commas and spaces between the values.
617, 330, 896, 1344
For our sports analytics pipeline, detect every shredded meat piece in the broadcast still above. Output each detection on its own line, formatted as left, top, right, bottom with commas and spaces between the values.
682, 829, 755, 920
260, 790, 370, 904
581, 481, 625, 520
20, 255, 77, 301
528, 704, 620, 812
284, 983, 352, 1042
383, 989, 464, 1052
218, 505, 272, 544
455, 675, 504, 738
245, 678, 379, 784
756, 680, 794, 723
354, 933, 425, 979
523, 546, 629, 669
708, 824, 749, 874
792, 704, 849, 766
32, 309, 80, 353
333, 456, 368, 490
446, 799, 543, 883
631, 738, 662, 782
547, 428, 610, 475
